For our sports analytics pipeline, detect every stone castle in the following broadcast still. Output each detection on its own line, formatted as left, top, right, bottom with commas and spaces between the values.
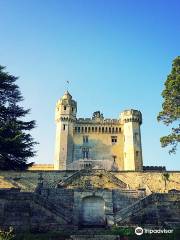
0, 91, 180, 237
54, 91, 143, 171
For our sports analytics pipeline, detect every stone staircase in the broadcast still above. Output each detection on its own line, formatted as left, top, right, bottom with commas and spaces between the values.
102, 170, 127, 188
0, 176, 16, 188
115, 193, 154, 223
69, 235, 119, 240
0, 189, 72, 226
58, 170, 83, 187
58, 169, 127, 189
68, 229, 121, 240
115, 193, 180, 226
32, 193, 72, 223
3, 176, 37, 192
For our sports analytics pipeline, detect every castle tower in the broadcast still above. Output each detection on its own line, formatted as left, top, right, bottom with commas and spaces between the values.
120, 110, 143, 171
54, 91, 77, 170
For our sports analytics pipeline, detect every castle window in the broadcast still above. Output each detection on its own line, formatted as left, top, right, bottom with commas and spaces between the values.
88, 127, 90, 132
102, 127, 104, 133
134, 133, 139, 143
64, 106, 66, 111
116, 127, 118, 133
112, 127, 114, 133
63, 124, 66, 130
92, 127, 94, 132
99, 127, 101, 132
105, 127, 108, 133
111, 136, 117, 144
83, 135, 88, 143
75, 127, 77, 132
85, 127, 87, 133
81, 127, 84, 133
112, 155, 117, 162
109, 127, 111, 133
95, 127, 97, 132
82, 147, 89, 159
119, 128, 121, 133
78, 127, 80, 133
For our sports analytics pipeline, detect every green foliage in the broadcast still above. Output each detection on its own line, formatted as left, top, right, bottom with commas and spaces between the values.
13, 228, 180, 240
110, 225, 134, 236
0, 227, 15, 240
14, 232, 69, 240
0, 66, 37, 170
162, 172, 170, 191
163, 172, 170, 181
157, 56, 180, 154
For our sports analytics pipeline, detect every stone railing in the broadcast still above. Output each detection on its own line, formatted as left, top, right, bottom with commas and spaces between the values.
115, 193, 180, 223
0, 189, 72, 224
58, 169, 127, 189
76, 118, 120, 124
32, 193, 72, 223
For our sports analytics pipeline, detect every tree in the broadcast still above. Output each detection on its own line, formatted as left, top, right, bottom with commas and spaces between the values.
157, 56, 180, 154
162, 172, 170, 192
0, 65, 37, 170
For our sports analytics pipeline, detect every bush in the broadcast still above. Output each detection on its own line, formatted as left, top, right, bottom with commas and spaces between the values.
0, 227, 15, 240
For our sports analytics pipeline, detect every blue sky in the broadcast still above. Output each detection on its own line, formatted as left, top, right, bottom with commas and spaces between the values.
0, 0, 179, 170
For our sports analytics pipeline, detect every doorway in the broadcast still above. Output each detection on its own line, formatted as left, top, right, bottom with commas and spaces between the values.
80, 196, 105, 226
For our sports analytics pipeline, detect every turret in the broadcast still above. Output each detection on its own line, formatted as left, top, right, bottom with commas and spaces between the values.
54, 91, 77, 170
120, 109, 143, 171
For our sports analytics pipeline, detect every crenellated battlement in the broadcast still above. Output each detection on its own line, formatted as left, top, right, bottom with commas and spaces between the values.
54, 92, 143, 171
76, 118, 120, 124
120, 109, 142, 124
75, 113, 122, 134
76, 111, 120, 125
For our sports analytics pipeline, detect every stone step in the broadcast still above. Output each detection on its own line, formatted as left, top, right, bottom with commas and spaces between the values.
69, 235, 120, 240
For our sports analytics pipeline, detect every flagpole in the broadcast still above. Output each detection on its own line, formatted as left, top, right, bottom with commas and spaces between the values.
66, 80, 69, 91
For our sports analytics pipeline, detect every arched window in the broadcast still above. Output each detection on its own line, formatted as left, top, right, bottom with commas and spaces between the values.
99, 127, 101, 132
102, 127, 104, 133
109, 127, 111, 133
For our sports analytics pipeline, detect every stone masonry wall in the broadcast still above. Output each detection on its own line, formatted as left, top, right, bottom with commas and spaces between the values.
0, 189, 69, 232
112, 189, 145, 213
0, 171, 180, 193
114, 171, 180, 193
115, 193, 180, 227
